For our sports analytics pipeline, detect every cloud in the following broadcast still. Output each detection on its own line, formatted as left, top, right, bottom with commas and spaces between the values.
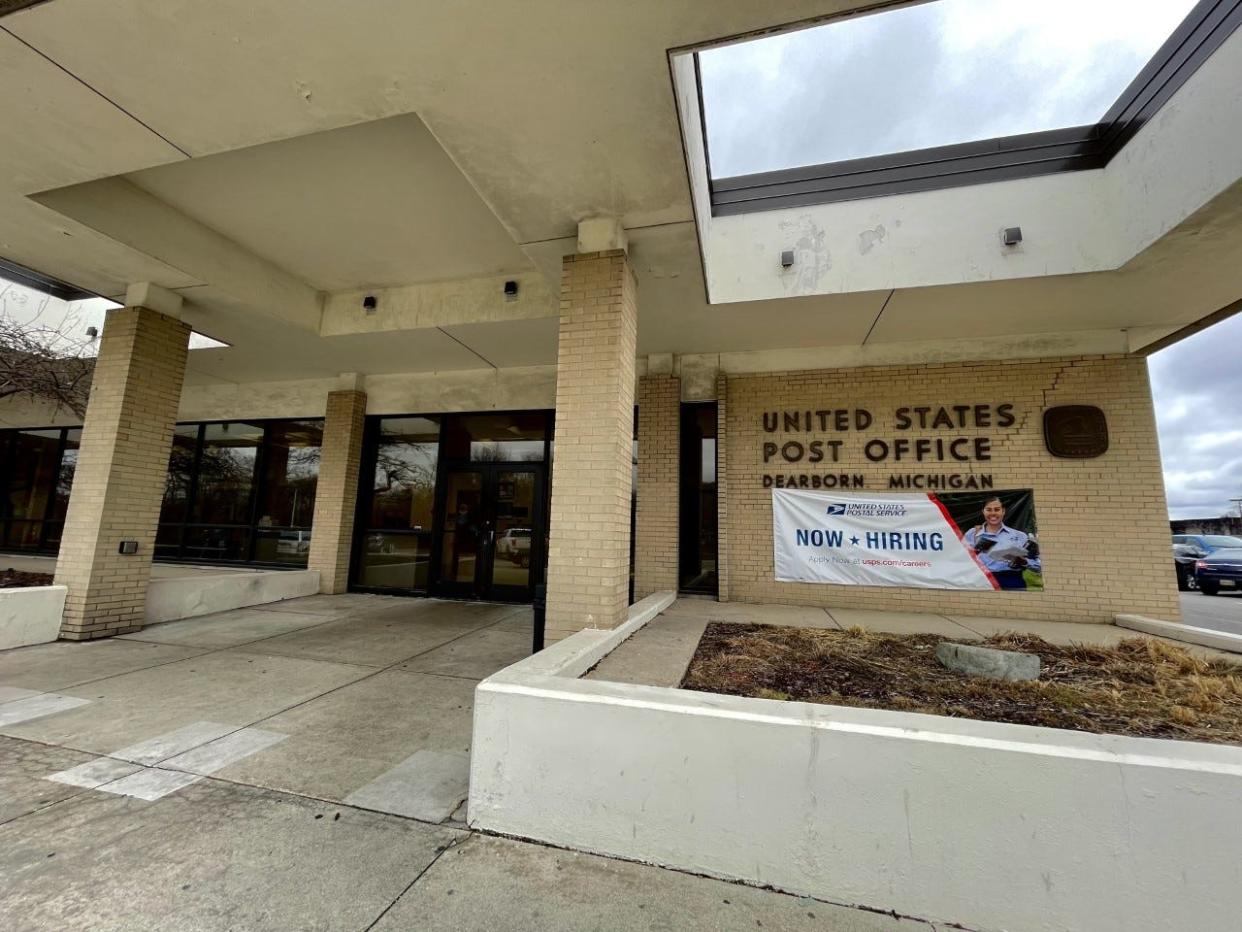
1149, 313, 1242, 519
699, 0, 1197, 177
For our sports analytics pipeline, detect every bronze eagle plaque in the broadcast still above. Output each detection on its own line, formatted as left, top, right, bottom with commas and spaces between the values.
1043, 405, 1109, 458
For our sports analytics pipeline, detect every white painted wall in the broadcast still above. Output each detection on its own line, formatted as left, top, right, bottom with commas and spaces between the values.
0, 585, 66, 650
676, 26, 1242, 304
145, 570, 319, 625
471, 610, 1242, 932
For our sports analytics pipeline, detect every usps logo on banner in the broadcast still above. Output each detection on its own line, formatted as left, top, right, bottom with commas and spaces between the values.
772, 489, 1010, 591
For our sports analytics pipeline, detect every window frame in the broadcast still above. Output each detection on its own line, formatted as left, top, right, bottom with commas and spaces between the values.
0, 426, 78, 554
702, 0, 1242, 216
155, 417, 324, 568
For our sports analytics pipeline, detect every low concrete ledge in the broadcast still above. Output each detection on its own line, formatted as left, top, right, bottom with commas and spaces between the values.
145, 570, 319, 625
1115, 613, 1242, 655
471, 597, 1242, 932
0, 584, 66, 650
521, 590, 676, 678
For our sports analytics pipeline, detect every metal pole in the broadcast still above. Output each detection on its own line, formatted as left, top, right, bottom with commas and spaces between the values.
531, 583, 546, 654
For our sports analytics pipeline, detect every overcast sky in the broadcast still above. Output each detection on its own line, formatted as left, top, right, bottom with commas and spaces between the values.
1149, 314, 1242, 520
700, 0, 1197, 177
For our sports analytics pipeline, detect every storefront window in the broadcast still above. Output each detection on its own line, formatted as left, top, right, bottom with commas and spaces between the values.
257, 421, 321, 528
194, 422, 262, 525
0, 419, 322, 567
156, 419, 322, 566
160, 425, 201, 525
679, 403, 719, 594
356, 417, 441, 591
369, 417, 440, 531
250, 420, 321, 565
43, 429, 80, 549
0, 427, 77, 553
440, 412, 547, 462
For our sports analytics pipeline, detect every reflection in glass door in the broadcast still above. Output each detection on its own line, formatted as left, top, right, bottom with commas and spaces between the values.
436, 465, 542, 601
488, 470, 536, 595
440, 471, 484, 590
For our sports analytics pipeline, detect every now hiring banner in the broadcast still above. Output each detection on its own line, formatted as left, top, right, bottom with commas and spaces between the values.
772, 489, 1044, 592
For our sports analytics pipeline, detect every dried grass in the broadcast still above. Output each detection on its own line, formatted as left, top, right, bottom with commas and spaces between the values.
680, 623, 1242, 745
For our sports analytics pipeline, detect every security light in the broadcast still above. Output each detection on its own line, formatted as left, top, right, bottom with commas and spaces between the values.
504, 280, 519, 299
1002, 227, 1023, 247
780, 250, 795, 268
362, 295, 378, 313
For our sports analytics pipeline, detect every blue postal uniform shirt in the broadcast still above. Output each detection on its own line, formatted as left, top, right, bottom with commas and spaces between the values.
963, 523, 1041, 574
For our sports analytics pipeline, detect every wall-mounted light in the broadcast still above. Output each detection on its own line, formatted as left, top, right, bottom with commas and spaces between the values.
362, 295, 378, 314
780, 249, 795, 268
1002, 227, 1023, 247
503, 280, 519, 300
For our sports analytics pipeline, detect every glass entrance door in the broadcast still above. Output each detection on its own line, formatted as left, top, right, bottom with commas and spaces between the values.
436, 465, 542, 601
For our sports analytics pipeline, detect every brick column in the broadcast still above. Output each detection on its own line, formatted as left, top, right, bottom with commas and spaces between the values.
633, 374, 679, 599
715, 371, 730, 602
55, 305, 191, 640
307, 389, 367, 594
545, 250, 638, 640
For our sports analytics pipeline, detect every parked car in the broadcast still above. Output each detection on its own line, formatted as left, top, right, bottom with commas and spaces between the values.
1172, 535, 1242, 591
1173, 533, 1242, 554
496, 527, 532, 567
1195, 548, 1242, 596
1173, 542, 1201, 591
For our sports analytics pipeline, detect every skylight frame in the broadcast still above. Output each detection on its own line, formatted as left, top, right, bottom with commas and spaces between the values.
703, 0, 1242, 216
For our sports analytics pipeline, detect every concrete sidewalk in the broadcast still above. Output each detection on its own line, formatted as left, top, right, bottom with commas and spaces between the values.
0, 594, 939, 931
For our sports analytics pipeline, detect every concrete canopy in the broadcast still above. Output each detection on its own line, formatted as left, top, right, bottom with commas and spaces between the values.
1, 0, 1240, 386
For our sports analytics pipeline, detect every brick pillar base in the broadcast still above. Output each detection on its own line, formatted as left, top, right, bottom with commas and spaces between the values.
307, 390, 367, 594
634, 374, 679, 598
545, 250, 638, 641
54, 306, 191, 640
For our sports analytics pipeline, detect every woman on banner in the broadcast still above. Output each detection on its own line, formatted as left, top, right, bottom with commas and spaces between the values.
963, 497, 1040, 590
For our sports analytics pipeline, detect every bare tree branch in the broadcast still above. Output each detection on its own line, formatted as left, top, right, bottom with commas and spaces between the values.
0, 282, 95, 418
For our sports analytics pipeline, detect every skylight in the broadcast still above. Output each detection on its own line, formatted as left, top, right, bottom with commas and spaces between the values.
698, 0, 1237, 213
1, 274, 230, 354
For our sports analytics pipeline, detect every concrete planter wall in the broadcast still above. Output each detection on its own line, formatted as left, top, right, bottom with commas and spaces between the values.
145, 570, 319, 625
470, 598, 1242, 932
0, 585, 67, 650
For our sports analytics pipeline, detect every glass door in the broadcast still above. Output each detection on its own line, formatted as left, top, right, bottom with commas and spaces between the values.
487, 468, 539, 601
435, 465, 542, 601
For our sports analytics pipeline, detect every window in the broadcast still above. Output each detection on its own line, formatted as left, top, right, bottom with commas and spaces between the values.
253, 421, 322, 565
440, 412, 548, 463
0, 427, 78, 552
355, 416, 442, 591
699, 0, 1238, 213
156, 419, 323, 566
679, 404, 719, 595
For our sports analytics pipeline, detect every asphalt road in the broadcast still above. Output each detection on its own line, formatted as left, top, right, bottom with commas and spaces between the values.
1180, 591, 1242, 636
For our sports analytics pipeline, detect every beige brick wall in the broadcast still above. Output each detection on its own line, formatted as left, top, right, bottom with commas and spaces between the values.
307, 390, 367, 594
633, 374, 679, 598
54, 306, 191, 640
545, 251, 638, 640
723, 355, 1180, 623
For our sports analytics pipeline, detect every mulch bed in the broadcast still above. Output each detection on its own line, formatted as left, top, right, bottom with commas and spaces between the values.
680, 622, 1242, 745
0, 568, 54, 589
